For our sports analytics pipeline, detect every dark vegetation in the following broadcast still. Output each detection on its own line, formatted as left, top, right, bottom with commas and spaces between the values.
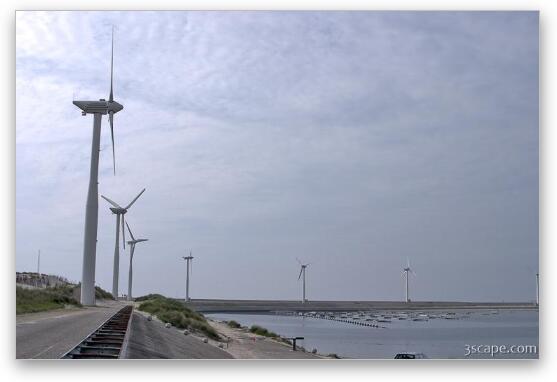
95, 286, 114, 300
249, 324, 279, 338
16, 274, 114, 315
16, 285, 81, 314
137, 294, 220, 340
135, 293, 165, 302
227, 320, 241, 328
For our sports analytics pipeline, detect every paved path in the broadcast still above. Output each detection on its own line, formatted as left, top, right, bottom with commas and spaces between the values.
16, 300, 127, 359
125, 311, 232, 359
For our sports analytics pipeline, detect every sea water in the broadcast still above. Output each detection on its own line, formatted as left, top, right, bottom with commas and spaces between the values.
207, 310, 538, 359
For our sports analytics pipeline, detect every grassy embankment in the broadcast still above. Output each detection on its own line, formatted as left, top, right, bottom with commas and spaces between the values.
16, 284, 114, 315
136, 294, 220, 340
226, 320, 292, 345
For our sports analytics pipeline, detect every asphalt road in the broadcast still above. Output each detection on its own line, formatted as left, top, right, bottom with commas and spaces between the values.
125, 311, 233, 359
16, 300, 127, 359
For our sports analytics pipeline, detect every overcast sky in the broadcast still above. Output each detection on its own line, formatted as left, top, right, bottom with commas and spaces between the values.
16, 11, 538, 302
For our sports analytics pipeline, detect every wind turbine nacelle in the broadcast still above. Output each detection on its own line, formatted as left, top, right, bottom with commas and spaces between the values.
109, 207, 126, 214
73, 100, 124, 115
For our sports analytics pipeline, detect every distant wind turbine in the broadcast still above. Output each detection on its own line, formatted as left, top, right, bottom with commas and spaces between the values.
297, 259, 310, 304
72, 27, 124, 305
182, 251, 194, 302
125, 222, 148, 301
402, 258, 416, 303
101, 188, 146, 299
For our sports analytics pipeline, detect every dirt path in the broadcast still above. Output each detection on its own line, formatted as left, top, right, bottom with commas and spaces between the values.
208, 319, 323, 359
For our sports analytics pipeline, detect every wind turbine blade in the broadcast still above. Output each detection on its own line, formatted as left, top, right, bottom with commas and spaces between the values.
296, 258, 302, 265
126, 221, 136, 241
109, 26, 114, 102
298, 267, 303, 280
101, 195, 122, 208
125, 188, 146, 209
109, 111, 115, 175
121, 214, 126, 249
406, 257, 410, 268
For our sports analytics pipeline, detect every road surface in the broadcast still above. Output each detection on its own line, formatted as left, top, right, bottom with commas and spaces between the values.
16, 300, 127, 359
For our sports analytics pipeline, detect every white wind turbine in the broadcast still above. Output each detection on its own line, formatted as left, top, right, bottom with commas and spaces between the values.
73, 28, 124, 305
125, 222, 148, 301
182, 251, 194, 302
101, 188, 146, 299
297, 259, 310, 304
402, 258, 416, 303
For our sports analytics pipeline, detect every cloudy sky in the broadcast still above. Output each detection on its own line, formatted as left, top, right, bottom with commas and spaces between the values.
16, 11, 538, 302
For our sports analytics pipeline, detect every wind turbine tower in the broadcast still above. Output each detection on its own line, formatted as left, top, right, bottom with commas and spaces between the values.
402, 258, 416, 303
73, 28, 123, 305
125, 222, 148, 301
37, 249, 40, 274
297, 259, 310, 304
182, 251, 194, 302
101, 188, 146, 299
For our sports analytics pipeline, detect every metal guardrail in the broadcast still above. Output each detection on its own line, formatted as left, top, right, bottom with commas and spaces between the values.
61, 305, 133, 359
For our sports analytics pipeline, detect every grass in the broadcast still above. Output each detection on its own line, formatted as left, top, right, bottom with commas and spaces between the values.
16, 285, 81, 315
95, 286, 114, 300
17, 281, 114, 315
134, 293, 165, 302
224, 321, 289, 344
227, 320, 241, 328
249, 325, 279, 338
137, 294, 220, 340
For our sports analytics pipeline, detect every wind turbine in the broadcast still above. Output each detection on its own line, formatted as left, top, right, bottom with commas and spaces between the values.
182, 251, 194, 302
297, 259, 310, 304
101, 188, 146, 299
402, 258, 416, 303
125, 222, 148, 301
73, 27, 124, 305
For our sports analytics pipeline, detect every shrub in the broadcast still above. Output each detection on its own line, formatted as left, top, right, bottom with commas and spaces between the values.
249, 325, 279, 338
16, 286, 81, 315
95, 286, 114, 300
227, 320, 241, 328
137, 294, 220, 340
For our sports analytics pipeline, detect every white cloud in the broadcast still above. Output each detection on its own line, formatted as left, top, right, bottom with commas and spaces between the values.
16, 11, 538, 301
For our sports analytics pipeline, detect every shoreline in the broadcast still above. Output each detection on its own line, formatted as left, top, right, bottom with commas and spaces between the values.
189, 299, 538, 313
207, 319, 326, 359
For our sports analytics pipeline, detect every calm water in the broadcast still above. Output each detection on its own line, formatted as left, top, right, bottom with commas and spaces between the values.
207, 310, 538, 359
